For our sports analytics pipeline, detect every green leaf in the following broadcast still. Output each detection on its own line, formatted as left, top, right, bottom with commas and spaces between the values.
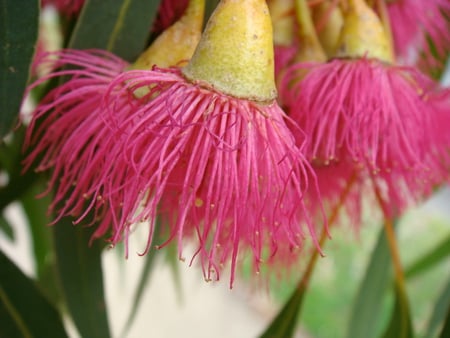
405, 233, 450, 279
68, 0, 161, 61
21, 180, 62, 305
0, 127, 38, 213
0, 0, 39, 138
425, 274, 450, 337
439, 303, 450, 338
0, 249, 68, 338
0, 214, 14, 240
346, 227, 393, 338
120, 224, 161, 338
381, 281, 414, 338
53, 221, 110, 338
259, 284, 305, 338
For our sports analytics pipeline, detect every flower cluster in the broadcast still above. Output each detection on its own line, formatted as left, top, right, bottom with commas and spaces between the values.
24, 0, 450, 286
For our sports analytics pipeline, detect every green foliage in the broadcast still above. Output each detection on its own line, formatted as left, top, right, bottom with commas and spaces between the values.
0, 0, 39, 138
0, 249, 68, 338
53, 222, 110, 338
68, 0, 161, 60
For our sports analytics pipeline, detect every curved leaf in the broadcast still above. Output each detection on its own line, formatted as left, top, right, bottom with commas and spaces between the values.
439, 303, 450, 338
0, 0, 39, 138
425, 274, 450, 337
405, 233, 450, 279
0, 249, 68, 338
68, 0, 161, 61
120, 224, 161, 338
381, 281, 414, 338
53, 222, 110, 338
259, 285, 305, 338
346, 227, 393, 338
21, 181, 62, 305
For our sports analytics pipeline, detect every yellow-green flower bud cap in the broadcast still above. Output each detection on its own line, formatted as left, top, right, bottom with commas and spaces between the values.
130, 0, 205, 70
335, 0, 393, 62
182, 0, 277, 102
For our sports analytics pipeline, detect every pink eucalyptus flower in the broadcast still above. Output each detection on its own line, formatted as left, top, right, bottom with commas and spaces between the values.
23, 49, 128, 237
388, 0, 450, 72
92, 67, 323, 286
280, 57, 450, 217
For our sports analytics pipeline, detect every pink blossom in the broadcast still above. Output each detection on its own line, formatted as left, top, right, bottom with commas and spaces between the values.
281, 57, 450, 217
24, 49, 128, 237
93, 67, 323, 285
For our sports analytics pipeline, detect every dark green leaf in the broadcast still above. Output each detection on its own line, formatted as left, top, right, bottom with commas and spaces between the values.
346, 227, 393, 338
381, 281, 414, 338
0, 0, 39, 138
68, 0, 161, 61
439, 302, 450, 338
53, 221, 110, 338
120, 224, 161, 338
0, 214, 14, 240
425, 274, 450, 337
21, 180, 62, 304
0, 127, 38, 213
405, 233, 450, 279
21, 181, 52, 278
0, 249, 68, 338
259, 283, 305, 338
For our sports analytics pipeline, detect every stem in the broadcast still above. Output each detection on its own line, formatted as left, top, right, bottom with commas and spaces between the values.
297, 170, 358, 290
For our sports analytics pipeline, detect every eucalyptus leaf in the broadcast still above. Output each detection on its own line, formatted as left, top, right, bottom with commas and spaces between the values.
381, 281, 414, 338
21, 180, 62, 305
425, 274, 450, 337
53, 221, 110, 338
68, 0, 161, 61
0, 0, 39, 138
0, 249, 68, 338
0, 214, 14, 240
120, 224, 161, 338
439, 304, 450, 338
346, 227, 393, 338
405, 233, 450, 279
259, 283, 305, 338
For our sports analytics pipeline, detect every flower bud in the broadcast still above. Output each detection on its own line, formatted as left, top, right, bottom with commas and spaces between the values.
183, 0, 277, 102
335, 0, 393, 62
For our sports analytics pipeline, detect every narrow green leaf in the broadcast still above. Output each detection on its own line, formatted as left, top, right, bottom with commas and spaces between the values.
405, 234, 450, 279
0, 214, 14, 240
439, 303, 450, 338
21, 180, 62, 305
0, 0, 39, 138
53, 221, 110, 338
0, 249, 68, 338
21, 181, 53, 279
0, 127, 38, 213
381, 281, 414, 338
259, 285, 305, 338
346, 227, 393, 338
68, 0, 161, 61
425, 274, 450, 337
120, 224, 161, 338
